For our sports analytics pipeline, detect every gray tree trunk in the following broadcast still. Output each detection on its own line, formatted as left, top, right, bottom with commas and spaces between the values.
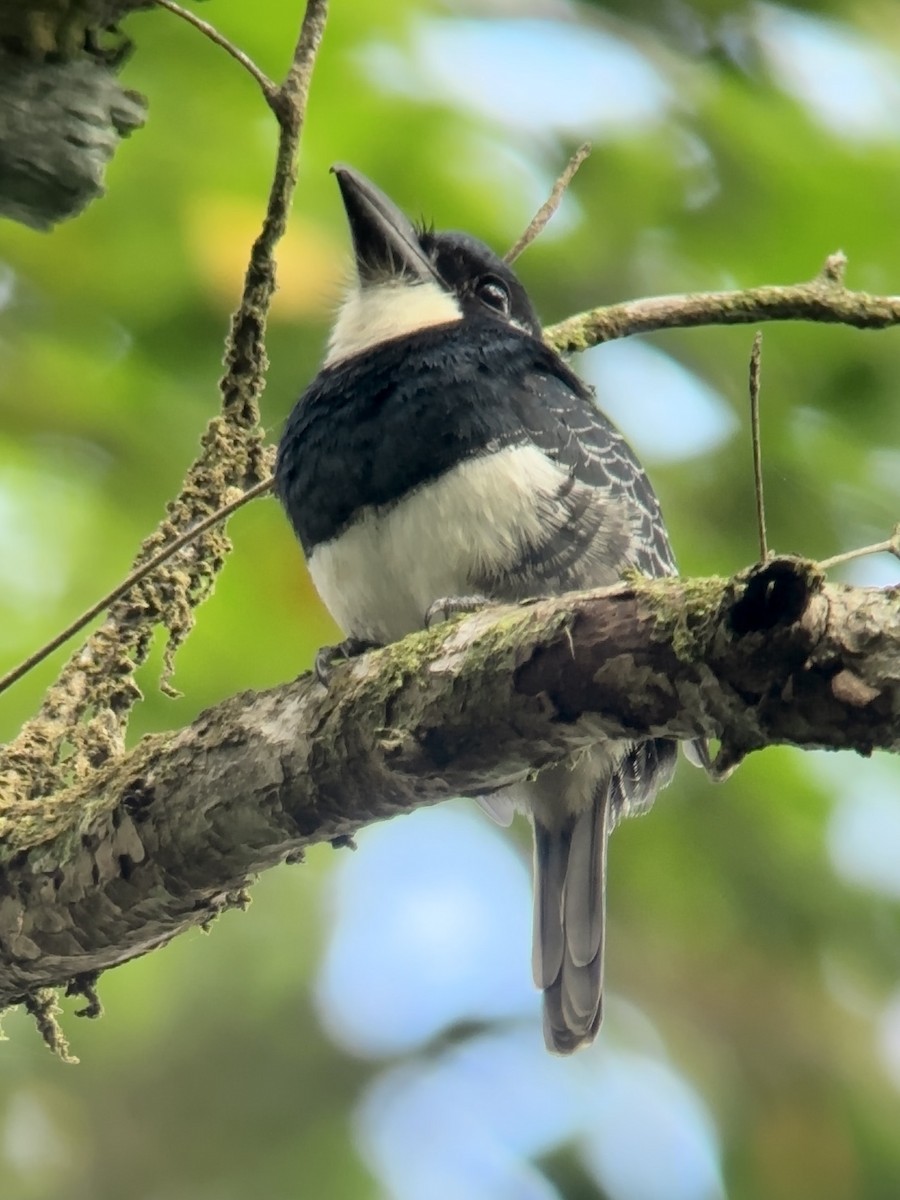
0, 1, 151, 229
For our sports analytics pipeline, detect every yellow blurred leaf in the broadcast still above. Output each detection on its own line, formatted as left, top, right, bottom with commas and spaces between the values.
184, 195, 345, 319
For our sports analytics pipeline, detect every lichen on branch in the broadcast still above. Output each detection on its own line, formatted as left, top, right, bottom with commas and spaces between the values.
1, 558, 897, 1011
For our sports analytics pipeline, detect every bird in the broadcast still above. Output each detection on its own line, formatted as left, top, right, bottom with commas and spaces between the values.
275, 164, 685, 1054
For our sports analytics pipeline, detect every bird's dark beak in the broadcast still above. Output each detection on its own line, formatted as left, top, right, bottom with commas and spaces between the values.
331, 164, 441, 288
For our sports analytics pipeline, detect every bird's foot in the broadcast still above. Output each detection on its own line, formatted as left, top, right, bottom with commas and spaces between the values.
683, 737, 738, 782
314, 637, 380, 686
424, 594, 492, 629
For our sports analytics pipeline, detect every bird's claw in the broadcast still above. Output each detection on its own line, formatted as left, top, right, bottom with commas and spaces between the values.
517, 593, 552, 607
314, 636, 380, 686
683, 737, 736, 782
424, 594, 492, 629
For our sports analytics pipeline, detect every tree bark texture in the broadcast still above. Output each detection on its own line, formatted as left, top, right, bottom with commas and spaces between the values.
0, 1, 150, 229
0, 557, 897, 1006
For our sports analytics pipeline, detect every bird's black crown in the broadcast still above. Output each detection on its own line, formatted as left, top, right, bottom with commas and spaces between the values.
420, 230, 542, 337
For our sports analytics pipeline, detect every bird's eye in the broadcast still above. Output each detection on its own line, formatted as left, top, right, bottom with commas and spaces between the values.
475, 276, 511, 316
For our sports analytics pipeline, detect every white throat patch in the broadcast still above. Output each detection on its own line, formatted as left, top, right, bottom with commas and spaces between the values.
324, 279, 462, 367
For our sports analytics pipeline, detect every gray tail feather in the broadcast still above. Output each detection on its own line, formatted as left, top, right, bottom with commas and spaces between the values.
533, 788, 610, 1055
532, 739, 678, 1055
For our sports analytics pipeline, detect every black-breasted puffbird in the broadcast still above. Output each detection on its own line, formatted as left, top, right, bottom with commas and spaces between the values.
275, 164, 686, 1054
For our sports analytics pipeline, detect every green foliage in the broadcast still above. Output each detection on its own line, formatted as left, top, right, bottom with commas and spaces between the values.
1, 0, 900, 1197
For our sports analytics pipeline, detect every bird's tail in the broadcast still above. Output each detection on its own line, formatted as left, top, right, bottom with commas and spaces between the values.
532, 788, 610, 1055
531, 740, 677, 1054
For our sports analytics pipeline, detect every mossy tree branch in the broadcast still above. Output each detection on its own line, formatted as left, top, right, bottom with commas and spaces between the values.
543, 253, 900, 351
1, 557, 897, 1007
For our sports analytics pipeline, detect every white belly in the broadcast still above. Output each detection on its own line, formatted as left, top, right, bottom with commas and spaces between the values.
307, 444, 569, 642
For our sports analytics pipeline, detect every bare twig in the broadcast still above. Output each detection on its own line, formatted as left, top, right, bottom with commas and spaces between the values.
819, 251, 847, 284
820, 524, 900, 570
155, 0, 277, 100
217, 0, 328, 423
505, 142, 591, 263
544, 258, 900, 352
278, 0, 329, 112
749, 332, 769, 562
0, 479, 274, 699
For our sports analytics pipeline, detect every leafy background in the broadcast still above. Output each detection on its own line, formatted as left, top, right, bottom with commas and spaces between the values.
2, 0, 900, 1197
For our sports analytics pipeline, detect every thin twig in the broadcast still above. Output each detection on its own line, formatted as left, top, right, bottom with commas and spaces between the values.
544, 257, 900, 352
155, 0, 277, 100
279, 0, 329, 109
505, 142, 591, 264
218, 0, 328, 421
819, 524, 900, 570
0, 479, 274, 699
749, 332, 769, 561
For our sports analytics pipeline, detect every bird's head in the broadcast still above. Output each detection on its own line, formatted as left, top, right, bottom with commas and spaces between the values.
324, 164, 541, 367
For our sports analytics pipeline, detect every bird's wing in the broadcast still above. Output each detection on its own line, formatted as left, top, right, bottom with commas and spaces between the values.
510, 361, 677, 579
468, 357, 676, 602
